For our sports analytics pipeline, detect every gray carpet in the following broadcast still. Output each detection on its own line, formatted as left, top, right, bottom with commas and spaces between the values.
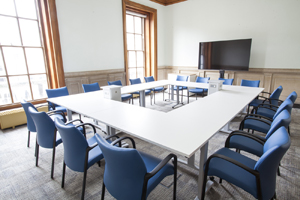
0, 93, 299, 199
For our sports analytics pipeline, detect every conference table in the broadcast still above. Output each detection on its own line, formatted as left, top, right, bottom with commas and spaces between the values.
48, 80, 263, 199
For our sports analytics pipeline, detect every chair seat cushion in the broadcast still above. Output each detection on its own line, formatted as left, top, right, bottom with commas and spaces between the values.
132, 90, 152, 95
139, 151, 174, 197
174, 86, 187, 90
121, 94, 132, 101
50, 105, 67, 113
153, 87, 164, 92
256, 107, 276, 119
189, 88, 204, 94
249, 99, 264, 107
243, 118, 271, 134
49, 113, 66, 123
227, 134, 264, 157
207, 148, 258, 198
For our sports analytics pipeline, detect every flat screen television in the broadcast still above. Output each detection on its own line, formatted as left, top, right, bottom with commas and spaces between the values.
198, 39, 252, 77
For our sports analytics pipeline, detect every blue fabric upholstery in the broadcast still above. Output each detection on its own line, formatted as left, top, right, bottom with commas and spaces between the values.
242, 107, 291, 135
249, 85, 283, 109
21, 100, 65, 147
28, 107, 63, 179
46, 87, 69, 112
129, 78, 152, 95
107, 80, 133, 101
241, 79, 260, 87
218, 78, 234, 85
189, 77, 210, 96
95, 134, 176, 200
203, 127, 290, 200
256, 91, 297, 119
54, 118, 105, 200
173, 75, 189, 90
82, 82, 100, 93
144, 76, 164, 92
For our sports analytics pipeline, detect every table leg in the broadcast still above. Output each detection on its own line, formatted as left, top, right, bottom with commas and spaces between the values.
67, 109, 72, 121
172, 86, 184, 108
139, 90, 146, 107
220, 122, 232, 134
171, 85, 174, 100
196, 142, 213, 200
106, 125, 116, 136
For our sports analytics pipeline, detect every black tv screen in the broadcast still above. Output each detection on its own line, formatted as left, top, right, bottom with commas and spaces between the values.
198, 39, 252, 71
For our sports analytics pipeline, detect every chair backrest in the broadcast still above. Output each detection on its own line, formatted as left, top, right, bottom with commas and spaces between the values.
144, 76, 155, 83
266, 109, 291, 139
82, 82, 100, 93
95, 134, 147, 200
241, 79, 260, 87
254, 127, 290, 199
285, 91, 297, 104
46, 87, 69, 109
268, 85, 283, 106
176, 75, 188, 82
21, 100, 38, 132
54, 118, 89, 172
107, 80, 123, 86
28, 107, 57, 148
218, 78, 234, 85
196, 76, 210, 83
272, 99, 293, 119
129, 78, 142, 85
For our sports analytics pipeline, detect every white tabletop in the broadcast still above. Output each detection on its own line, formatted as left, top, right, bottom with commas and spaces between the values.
48, 82, 263, 157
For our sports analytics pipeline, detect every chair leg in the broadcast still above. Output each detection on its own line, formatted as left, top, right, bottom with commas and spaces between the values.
201, 169, 208, 200
101, 182, 106, 200
27, 130, 30, 147
81, 168, 88, 200
154, 90, 156, 104
181, 90, 183, 103
277, 167, 281, 176
219, 178, 223, 184
173, 158, 177, 200
62, 161, 66, 188
163, 88, 165, 101
35, 141, 39, 167
51, 147, 56, 179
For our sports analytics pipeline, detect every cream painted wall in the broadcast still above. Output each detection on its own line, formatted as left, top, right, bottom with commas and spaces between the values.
164, 0, 300, 69
56, 0, 124, 72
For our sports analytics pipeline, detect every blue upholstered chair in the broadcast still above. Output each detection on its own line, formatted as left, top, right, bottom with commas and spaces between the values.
46, 86, 69, 112
253, 91, 297, 119
54, 118, 108, 200
248, 85, 283, 114
144, 76, 165, 103
129, 78, 152, 106
82, 82, 100, 93
28, 107, 83, 179
218, 78, 234, 85
189, 77, 210, 101
201, 126, 290, 200
240, 79, 261, 114
21, 100, 66, 147
241, 79, 260, 87
95, 134, 177, 200
239, 100, 293, 135
171, 75, 189, 104
107, 80, 133, 103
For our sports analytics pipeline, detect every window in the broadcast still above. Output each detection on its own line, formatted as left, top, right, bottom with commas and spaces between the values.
0, 0, 47, 106
0, 0, 65, 110
126, 11, 146, 80
123, 0, 157, 85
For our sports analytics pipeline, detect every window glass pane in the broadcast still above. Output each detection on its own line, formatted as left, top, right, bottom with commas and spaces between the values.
135, 34, 142, 51
15, 0, 37, 19
137, 68, 144, 80
30, 74, 47, 99
0, 0, 16, 16
136, 51, 144, 68
0, 16, 21, 45
128, 51, 136, 68
126, 15, 133, 33
25, 48, 46, 73
134, 17, 142, 34
9, 75, 31, 102
0, 49, 6, 75
19, 19, 41, 46
2, 47, 27, 75
0, 77, 12, 105
128, 68, 136, 80
126, 33, 134, 50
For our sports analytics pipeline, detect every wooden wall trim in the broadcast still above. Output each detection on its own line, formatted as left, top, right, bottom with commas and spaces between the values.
64, 69, 125, 78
